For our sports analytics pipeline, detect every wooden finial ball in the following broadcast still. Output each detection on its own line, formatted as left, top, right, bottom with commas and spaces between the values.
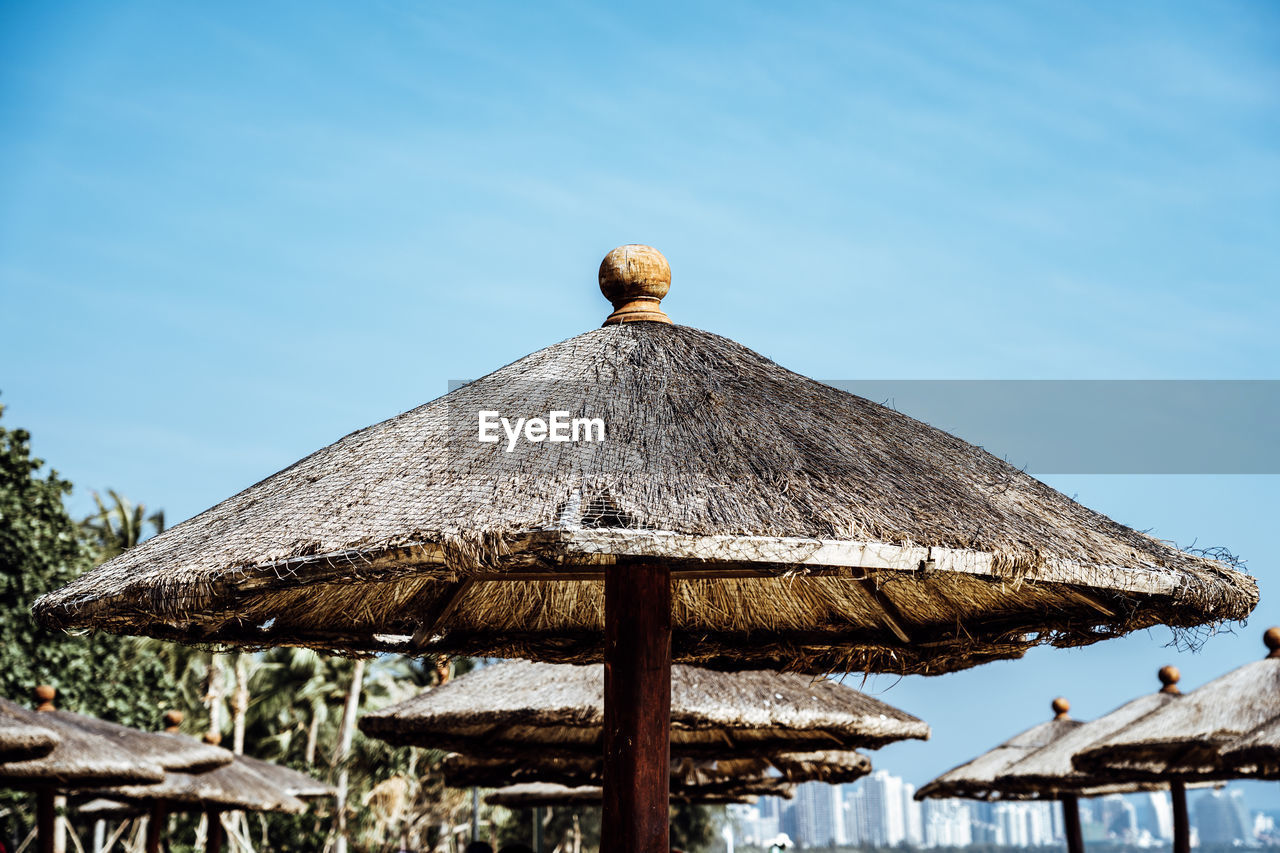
599, 245, 672, 325
202, 732, 222, 746
34, 685, 56, 711
1051, 697, 1070, 718
1265, 626, 1280, 657
1158, 665, 1181, 693
163, 710, 184, 730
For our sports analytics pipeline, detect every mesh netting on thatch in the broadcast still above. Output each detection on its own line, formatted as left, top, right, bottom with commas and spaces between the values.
0, 703, 58, 763
1073, 642, 1280, 781
1220, 716, 1280, 779
35, 323, 1256, 674
95, 757, 308, 813
0, 699, 166, 789
360, 660, 928, 757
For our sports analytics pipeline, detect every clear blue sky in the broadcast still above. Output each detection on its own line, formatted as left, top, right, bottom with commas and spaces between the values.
2, 0, 1278, 806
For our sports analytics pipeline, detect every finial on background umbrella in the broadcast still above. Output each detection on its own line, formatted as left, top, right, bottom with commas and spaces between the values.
202, 731, 222, 746
1264, 626, 1280, 658
163, 710, 184, 733
599, 245, 672, 325
34, 686, 56, 712
1052, 697, 1070, 720
1158, 666, 1181, 695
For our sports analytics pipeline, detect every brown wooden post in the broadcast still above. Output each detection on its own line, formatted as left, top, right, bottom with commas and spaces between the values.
36, 789, 55, 853
206, 809, 225, 853
145, 803, 165, 853
602, 558, 672, 853
1061, 795, 1084, 853
1171, 781, 1190, 853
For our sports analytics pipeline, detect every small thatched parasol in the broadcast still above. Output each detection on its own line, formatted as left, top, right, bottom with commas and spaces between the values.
0, 702, 58, 763
361, 660, 928, 758
36, 246, 1256, 852
0, 689, 169, 853
917, 697, 1124, 853
1073, 627, 1280, 782
1219, 716, 1280, 778
236, 754, 335, 800
91, 715, 308, 853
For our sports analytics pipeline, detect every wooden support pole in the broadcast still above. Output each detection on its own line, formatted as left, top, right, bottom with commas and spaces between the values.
1061, 795, 1084, 853
207, 809, 225, 853
36, 789, 55, 853
602, 559, 672, 853
1171, 781, 1190, 853
145, 803, 165, 853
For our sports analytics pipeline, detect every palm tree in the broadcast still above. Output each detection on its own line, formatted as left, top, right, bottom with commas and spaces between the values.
80, 489, 164, 563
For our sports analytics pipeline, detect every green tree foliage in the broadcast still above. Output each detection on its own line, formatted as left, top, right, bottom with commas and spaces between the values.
0, 405, 179, 726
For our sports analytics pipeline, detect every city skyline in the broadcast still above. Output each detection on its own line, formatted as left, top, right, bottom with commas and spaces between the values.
729, 771, 1273, 850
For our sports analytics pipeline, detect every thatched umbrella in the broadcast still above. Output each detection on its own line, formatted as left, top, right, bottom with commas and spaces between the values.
236, 753, 335, 801
484, 781, 779, 808
1219, 716, 1280, 778
918, 698, 1114, 853
0, 703, 58, 763
35, 245, 1257, 852
0, 689, 170, 853
443, 750, 873, 790
94, 717, 308, 853
1073, 627, 1280, 782
361, 660, 928, 758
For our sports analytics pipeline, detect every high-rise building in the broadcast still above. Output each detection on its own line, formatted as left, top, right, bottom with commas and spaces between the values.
793, 781, 847, 847
1133, 792, 1174, 841
1100, 794, 1139, 842
903, 782, 924, 846
922, 799, 973, 848
849, 770, 909, 846
1194, 789, 1250, 845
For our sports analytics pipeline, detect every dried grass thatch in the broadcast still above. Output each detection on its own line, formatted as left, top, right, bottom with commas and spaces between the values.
96, 757, 308, 813
443, 750, 870, 790
236, 754, 335, 800
43, 711, 231, 773
35, 315, 1255, 676
916, 700, 1148, 802
361, 660, 928, 757
0, 699, 166, 789
484, 781, 781, 808
997, 669, 1185, 796
0, 704, 58, 763
1073, 630, 1280, 781
1219, 716, 1280, 778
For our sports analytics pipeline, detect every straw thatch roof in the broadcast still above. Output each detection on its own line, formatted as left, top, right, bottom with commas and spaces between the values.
43, 710, 231, 773
484, 782, 780, 809
1219, 716, 1280, 778
0, 703, 58, 763
237, 754, 335, 800
1073, 630, 1280, 781
0, 698, 166, 789
768, 750, 873, 785
74, 798, 146, 820
34, 269, 1255, 675
97, 757, 308, 813
443, 750, 870, 790
918, 699, 1119, 801
361, 660, 929, 757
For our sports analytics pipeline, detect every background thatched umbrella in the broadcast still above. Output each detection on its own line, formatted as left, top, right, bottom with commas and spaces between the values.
361, 659, 928, 757
0, 702, 58, 763
236, 753, 335, 801
484, 781, 780, 808
36, 246, 1257, 852
1073, 627, 1280, 782
0, 689, 168, 853
1219, 716, 1280, 778
918, 698, 1114, 853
